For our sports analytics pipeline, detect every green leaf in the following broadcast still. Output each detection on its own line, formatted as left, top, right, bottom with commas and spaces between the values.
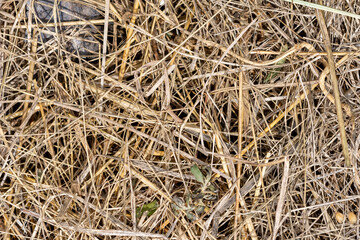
190, 165, 204, 184
186, 211, 197, 221
136, 200, 158, 218
195, 205, 205, 215
264, 44, 288, 83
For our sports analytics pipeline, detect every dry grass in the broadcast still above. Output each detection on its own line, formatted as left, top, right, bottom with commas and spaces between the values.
1, 0, 360, 239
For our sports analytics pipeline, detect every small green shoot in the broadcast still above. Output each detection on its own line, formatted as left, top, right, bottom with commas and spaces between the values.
265, 44, 288, 83
190, 165, 204, 184
136, 200, 158, 218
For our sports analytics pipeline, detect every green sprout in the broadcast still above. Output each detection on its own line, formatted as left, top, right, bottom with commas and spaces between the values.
136, 200, 158, 219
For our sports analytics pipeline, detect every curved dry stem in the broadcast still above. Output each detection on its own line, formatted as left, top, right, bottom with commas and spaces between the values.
239, 53, 352, 158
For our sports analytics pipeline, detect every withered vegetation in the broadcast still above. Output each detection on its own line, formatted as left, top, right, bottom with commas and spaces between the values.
1, 0, 360, 239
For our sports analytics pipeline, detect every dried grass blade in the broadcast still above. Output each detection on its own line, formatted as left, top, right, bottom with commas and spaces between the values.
118, 0, 140, 82
284, 0, 360, 20
316, 9, 351, 167
145, 64, 176, 98
272, 159, 290, 239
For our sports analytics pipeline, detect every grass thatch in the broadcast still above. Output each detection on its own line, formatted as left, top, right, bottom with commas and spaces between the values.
1, 0, 360, 239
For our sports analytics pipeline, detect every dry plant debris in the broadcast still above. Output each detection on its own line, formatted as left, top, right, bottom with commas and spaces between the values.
348, 212, 357, 225
335, 212, 345, 224
1, 0, 360, 239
